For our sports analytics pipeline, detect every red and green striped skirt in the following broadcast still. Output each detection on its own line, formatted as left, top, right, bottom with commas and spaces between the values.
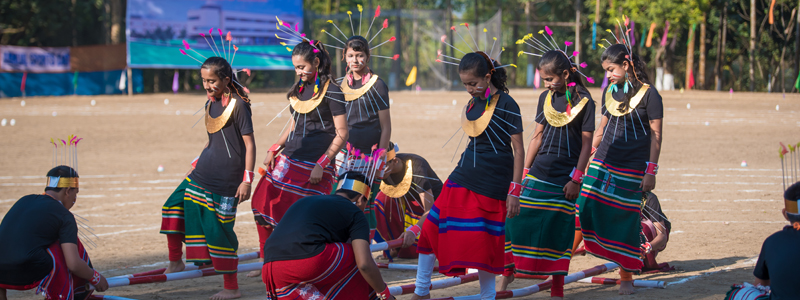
417, 180, 506, 276
374, 191, 424, 258
160, 177, 239, 273
504, 176, 576, 276
576, 159, 645, 273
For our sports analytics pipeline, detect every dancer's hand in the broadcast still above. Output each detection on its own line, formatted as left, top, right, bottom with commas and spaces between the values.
640, 174, 656, 192
506, 195, 520, 219
94, 274, 109, 292
263, 152, 276, 170
563, 181, 581, 200
309, 164, 323, 184
236, 182, 251, 203
399, 231, 416, 248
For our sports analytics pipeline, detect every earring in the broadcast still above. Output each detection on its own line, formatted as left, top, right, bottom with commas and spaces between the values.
314, 67, 320, 95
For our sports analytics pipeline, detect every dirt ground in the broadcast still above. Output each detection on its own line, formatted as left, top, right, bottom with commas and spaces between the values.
1, 87, 798, 299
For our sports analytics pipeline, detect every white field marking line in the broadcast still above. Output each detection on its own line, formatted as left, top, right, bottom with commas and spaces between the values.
662, 168, 781, 172
661, 174, 783, 179
671, 230, 684, 234
101, 187, 175, 191
95, 226, 160, 237
673, 181, 778, 186
667, 256, 759, 287
659, 198, 778, 203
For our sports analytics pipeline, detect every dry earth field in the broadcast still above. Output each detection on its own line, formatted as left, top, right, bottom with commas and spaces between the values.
1, 88, 798, 299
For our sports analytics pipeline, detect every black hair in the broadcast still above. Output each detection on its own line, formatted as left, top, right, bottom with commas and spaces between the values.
600, 44, 650, 112
45, 165, 78, 192
458, 52, 509, 94
201, 57, 250, 104
287, 40, 335, 99
344, 35, 370, 61
336, 171, 368, 200
788, 212, 800, 224
537, 50, 588, 105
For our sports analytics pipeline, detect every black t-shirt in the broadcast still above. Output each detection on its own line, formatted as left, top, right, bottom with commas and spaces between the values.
263, 194, 370, 262
345, 77, 390, 153
754, 226, 800, 299
528, 89, 596, 186
0, 194, 79, 285
192, 95, 254, 197
281, 81, 347, 162
594, 85, 664, 171
448, 92, 524, 200
384, 153, 444, 201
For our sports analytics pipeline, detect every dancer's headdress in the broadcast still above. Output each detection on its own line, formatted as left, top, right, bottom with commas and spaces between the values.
386, 142, 398, 161
597, 15, 645, 92
321, 5, 398, 61
435, 23, 516, 71
47, 135, 82, 188
516, 26, 595, 85
336, 144, 388, 198
178, 28, 251, 95
779, 142, 800, 215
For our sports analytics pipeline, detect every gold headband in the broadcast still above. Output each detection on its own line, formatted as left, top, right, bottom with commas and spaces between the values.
46, 176, 79, 188
337, 179, 370, 197
786, 199, 800, 214
386, 147, 396, 161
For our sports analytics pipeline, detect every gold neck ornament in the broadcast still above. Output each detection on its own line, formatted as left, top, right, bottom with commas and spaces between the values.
604, 84, 650, 117
380, 160, 413, 198
289, 80, 331, 114
543, 90, 590, 127
341, 74, 379, 101
461, 94, 500, 138
206, 98, 237, 134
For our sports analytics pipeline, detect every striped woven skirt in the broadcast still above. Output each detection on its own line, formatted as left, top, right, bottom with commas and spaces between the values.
504, 176, 576, 276
251, 154, 336, 226
160, 177, 239, 273
417, 180, 506, 276
0, 240, 92, 300
374, 191, 424, 258
262, 243, 377, 300
576, 159, 645, 273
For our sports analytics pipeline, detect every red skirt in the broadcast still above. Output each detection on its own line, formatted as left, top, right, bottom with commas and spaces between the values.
262, 243, 376, 300
251, 154, 336, 226
417, 180, 506, 276
0, 240, 92, 300
374, 192, 424, 258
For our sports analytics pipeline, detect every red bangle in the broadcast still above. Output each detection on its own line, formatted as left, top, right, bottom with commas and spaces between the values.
268, 144, 282, 153
317, 154, 331, 168
406, 224, 421, 237
190, 156, 199, 168
523, 168, 530, 176
508, 182, 522, 198
569, 167, 584, 184
377, 284, 391, 299
243, 170, 254, 183
591, 146, 597, 155
645, 162, 658, 176
90, 269, 101, 285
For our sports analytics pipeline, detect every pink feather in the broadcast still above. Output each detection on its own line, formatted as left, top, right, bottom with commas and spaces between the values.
243, 87, 250, 93
564, 41, 573, 47
182, 40, 190, 49
244, 68, 251, 76
392, 54, 399, 60
313, 49, 320, 53
301, 33, 306, 37
218, 28, 223, 36
441, 35, 447, 43
567, 82, 576, 87
226, 31, 232, 41
200, 33, 205, 37
61, 139, 67, 146
463, 23, 470, 29
586, 77, 595, 84
209, 28, 213, 34
579, 62, 588, 68
573, 51, 580, 57
545, 26, 553, 36
437, 49, 442, 56
383, 19, 389, 29
389, 36, 396, 42
375, 6, 381, 18
450, 26, 456, 31
436, 59, 442, 62
180, 49, 187, 55
75, 138, 83, 145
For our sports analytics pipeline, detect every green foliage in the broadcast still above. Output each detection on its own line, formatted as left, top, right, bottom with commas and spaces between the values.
0, 0, 108, 46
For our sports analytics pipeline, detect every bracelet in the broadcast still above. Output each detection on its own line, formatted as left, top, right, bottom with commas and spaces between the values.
645, 162, 658, 176
569, 167, 585, 184
317, 154, 331, 168
523, 168, 530, 177
591, 146, 597, 155
90, 269, 101, 285
642, 242, 652, 254
268, 144, 282, 153
508, 182, 522, 198
190, 156, 199, 168
243, 170, 255, 183
406, 224, 422, 238
376, 283, 391, 299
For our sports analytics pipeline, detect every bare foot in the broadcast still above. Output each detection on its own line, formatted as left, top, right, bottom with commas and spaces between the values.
210, 289, 241, 300
247, 259, 263, 277
388, 248, 399, 258
409, 293, 431, 300
498, 275, 514, 291
618, 280, 636, 295
165, 261, 185, 274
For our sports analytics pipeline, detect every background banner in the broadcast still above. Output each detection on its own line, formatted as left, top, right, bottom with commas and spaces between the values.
126, 0, 303, 70
1, 46, 71, 73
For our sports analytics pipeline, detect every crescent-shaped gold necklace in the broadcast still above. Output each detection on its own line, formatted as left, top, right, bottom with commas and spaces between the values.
341, 74, 379, 101
205, 98, 237, 134
289, 80, 331, 114
461, 94, 500, 138
604, 84, 650, 117
543, 90, 590, 127
379, 160, 414, 198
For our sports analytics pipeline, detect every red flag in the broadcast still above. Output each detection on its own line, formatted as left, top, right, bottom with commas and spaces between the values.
688, 70, 695, 90
20, 72, 27, 92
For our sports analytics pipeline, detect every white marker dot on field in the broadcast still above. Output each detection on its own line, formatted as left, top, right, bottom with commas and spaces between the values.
1, 119, 6, 126
52, 111, 57, 117
175, 110, 181, 115
704, 121, 710, 126
452, 100, 457, 105
277, 113, 282, 118
686, 103, 691, 109
9, 119, 15, 126
776, 105, 780, 111
91, 100, 96, 106
164, 99, 170, 105
389, 98, 394, 105
20, 100, 25, 107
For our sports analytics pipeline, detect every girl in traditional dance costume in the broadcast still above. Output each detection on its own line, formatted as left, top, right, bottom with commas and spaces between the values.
501, 31, 596, 298
411, 25, 524, 299
577, 23, 663, 295
325, 9, 397, 238
161, 54, 255, 300
0, 164, 108, 300
250, 33, 349, 276
375, 142, 443, 259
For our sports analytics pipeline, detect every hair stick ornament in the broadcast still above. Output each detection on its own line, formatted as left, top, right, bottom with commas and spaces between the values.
460, 23, 480, 50
217, 28, 227, 60
199, 33, 219, 57
517, 28, 595, 85
208, 28, 222, 56
369, 19, 390, 44
182, 40, 207, 59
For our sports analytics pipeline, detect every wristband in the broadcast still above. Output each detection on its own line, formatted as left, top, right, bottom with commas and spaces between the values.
317, 154, 331, 168
190, 156, 199, 168
523, 168, 530, 177
243, 170, 255, 183
268, 144, 282, 153
645, 162, 658, 176
642, 242, 652, 254
90, 269, 101, 285
406, 224, 422, 238
569, 167, 585, 184
508, 182, 522, 198
376, 284, 391, 299
591, 146, 597, 155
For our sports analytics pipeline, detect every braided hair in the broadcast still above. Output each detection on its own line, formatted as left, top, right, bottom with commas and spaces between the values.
287, 40, 335, 99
